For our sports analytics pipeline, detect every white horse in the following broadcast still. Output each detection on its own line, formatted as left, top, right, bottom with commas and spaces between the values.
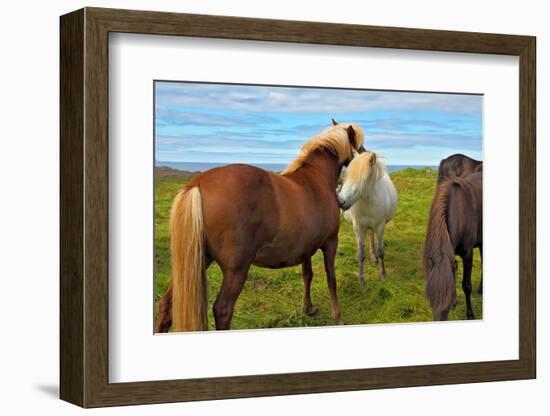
337, 151, 398, 285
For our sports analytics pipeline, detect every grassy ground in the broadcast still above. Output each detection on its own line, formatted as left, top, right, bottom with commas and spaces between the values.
154, 167, 482, 330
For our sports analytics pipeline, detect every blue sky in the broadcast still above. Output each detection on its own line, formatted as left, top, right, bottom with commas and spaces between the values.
155, 82, 483, 166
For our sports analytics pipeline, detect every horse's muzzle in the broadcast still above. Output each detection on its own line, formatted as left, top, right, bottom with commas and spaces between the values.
337, 195, 352, 211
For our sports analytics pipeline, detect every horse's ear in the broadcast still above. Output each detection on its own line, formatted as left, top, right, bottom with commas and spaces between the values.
370, 152, 377, 166
332, 118, 338, 126
347, 125, 357, 148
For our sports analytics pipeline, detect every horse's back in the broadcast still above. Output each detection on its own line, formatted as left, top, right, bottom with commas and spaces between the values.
191, 163, 279, 216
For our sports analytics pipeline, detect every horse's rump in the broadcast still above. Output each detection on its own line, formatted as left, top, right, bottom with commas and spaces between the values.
189, 164, 280, 265
437, 153, 482, 184
445, 173, 482, 249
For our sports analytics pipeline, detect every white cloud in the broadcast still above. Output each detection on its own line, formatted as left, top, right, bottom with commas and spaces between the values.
156, 82, 482, 115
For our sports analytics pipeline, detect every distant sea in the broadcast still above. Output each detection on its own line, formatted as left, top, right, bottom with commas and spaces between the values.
156, 161, 437, 173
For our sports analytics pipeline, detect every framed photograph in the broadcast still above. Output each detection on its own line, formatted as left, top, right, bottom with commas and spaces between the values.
60, 7, 536, 408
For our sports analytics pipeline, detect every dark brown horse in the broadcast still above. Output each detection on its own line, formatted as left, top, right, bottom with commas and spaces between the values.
155, 121, 366, 332
437, 153, 482, 184
423, 171, 482, 321
436, 153, 483, 295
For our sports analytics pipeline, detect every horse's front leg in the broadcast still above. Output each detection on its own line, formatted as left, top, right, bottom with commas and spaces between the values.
375, 224, 387, 280
154, 283, 173, 333
322, 237, 344, 325
461, 252, 475, 320
302, 257, 317, 316
366, 228, 378, 264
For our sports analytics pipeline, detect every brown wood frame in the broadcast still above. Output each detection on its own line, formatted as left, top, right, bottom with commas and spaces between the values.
60, 7, 536, 408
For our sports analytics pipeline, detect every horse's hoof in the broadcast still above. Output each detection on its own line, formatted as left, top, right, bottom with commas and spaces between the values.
380, 273, 387, 281
369, 254, 379, 264
154, 320, 172, 333
334, 318, 344, 325
467, 313, 475, 320
359, 277, 366, 288
303, 305, 318, 316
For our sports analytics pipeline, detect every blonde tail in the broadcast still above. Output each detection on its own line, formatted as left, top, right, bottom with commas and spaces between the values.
170, 186, 208, 332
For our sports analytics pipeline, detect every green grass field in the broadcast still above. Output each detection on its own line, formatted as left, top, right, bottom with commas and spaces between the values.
154, 167, 482, 330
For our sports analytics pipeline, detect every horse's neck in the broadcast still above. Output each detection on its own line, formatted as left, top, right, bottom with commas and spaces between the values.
298, 151, 342, 188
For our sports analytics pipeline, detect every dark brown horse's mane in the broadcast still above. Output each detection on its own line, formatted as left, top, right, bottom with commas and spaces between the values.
423, 177, 478, 316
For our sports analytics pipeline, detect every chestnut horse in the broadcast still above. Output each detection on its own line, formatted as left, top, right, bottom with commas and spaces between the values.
155, 121, 365, 332
423, 171, 482, 321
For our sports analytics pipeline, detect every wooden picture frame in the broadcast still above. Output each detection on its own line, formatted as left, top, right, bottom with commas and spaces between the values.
60, 7, 536, 408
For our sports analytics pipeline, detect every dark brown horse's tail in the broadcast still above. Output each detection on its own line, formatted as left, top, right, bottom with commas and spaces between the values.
170, 186, 208, 332
423, 181, 456, 320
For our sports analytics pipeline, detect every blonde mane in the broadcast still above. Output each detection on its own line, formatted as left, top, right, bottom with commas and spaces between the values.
281, 123, 365, 175
345, 150, 387, 189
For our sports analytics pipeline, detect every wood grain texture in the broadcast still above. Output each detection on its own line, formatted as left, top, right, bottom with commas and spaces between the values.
59, 7, 537, 408
59, 8, 84, 407
83, 11, 110, 406
518, 38, 536, 376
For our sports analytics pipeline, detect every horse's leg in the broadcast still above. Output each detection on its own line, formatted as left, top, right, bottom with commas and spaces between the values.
154, 258, 212, 333
367, 228, 378, 264
476, 245, 483, 295
462, 252, 475, 320
435, 309, 450, 321
322, 237, 344, 325
375, 224, 387, 280
302, 257, 317, 316
353, 222, 366, 287
154, 283, 173, 333
213, 265, 250, 330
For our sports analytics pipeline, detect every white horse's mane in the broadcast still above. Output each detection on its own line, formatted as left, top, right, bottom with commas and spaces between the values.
345, 151, 387, 193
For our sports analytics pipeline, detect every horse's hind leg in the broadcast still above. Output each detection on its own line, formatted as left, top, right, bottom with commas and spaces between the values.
367, 229, 378, 264
155, 283, 173, 333
476, 245, 483, 295
322, 237, 344, 325
375, 225, 387, 280
353, 222, 367, 287
462, 252, 475, 320
302, 257, 317, 316
213, 266, 250, 330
